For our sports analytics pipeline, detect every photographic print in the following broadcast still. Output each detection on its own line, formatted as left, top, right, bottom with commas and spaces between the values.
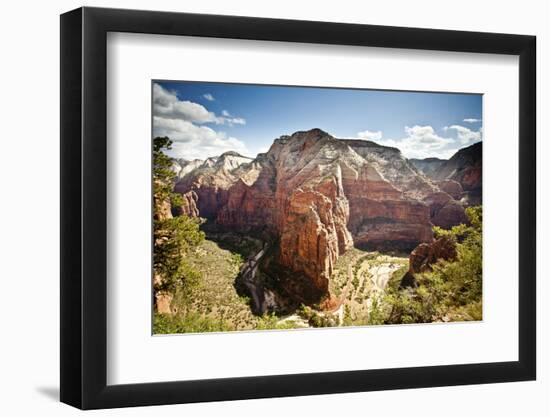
152, 81, 482, 334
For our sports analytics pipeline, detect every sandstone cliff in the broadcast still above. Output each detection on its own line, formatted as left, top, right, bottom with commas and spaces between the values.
413, 142, 482, 205
173, 151, 255, 218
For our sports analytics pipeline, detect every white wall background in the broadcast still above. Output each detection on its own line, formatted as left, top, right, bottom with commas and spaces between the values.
0, 0, 545, 415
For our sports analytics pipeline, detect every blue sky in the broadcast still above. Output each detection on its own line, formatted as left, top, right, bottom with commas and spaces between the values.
152, 80, 482, 161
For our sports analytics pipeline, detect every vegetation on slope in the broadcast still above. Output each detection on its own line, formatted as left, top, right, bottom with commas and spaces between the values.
372, 206, 483, 324
152, 136, 483, 333
152, 137, 204, 302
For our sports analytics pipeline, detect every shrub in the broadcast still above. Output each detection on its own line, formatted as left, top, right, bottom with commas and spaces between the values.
256, 313, 300, 330
367, 295, 387, 325
153, 312, 234, 334
384, 205, 482, 324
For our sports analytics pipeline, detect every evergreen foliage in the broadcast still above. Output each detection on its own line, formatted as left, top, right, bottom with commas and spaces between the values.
153, 137, 204, 293
383, 206, 483, 324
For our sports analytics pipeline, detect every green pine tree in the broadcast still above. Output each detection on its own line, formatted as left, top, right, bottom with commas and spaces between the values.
153, 137, 204, 294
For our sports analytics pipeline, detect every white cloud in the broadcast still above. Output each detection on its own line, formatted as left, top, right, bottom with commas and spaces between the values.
203, 93, 215, 101
357, 130, 383, 141
153, 116, 249, 160
218, 110, 246, 126
225, 117, 246, 126
446, 124, 482, 145
153, 83, 246, 126
153, 84, 217, 124
366, 124, 482, 159
374, 125, 456, 159
152, 83, 249, 159
463, 118, 481, 123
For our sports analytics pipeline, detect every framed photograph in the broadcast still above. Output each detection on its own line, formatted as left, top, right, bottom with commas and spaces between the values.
60, 6, 536, 409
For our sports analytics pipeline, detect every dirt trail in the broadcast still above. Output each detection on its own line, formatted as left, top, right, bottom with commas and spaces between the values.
239, 242, 269, 312
369, 263, 401, 292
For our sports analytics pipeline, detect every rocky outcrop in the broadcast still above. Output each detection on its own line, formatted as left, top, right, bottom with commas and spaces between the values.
423, 191, 468, 229
400, 235, 457, 288
436, 179, 464, 200
431, 200, 468, 229
409, 235, 457, 273
155, 291, 174, 315
177, 191, 199, 217
172, 158, 205, 179
174, 151, 255, 219
279, 174, 353, 294
409, 144, 482, 206
175, 129, 471, 302
432, 142, 482, 205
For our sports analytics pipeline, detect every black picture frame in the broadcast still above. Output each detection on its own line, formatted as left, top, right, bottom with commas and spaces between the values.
60, 6, 536, 410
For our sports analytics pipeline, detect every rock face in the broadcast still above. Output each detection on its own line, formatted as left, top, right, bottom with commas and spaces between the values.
401, 235, 457, 288
433, 142, 482, 188
423, 191, 468, 229
174, 151, 255, 219
175, 129, 471, 302
155, 290, 174, 315
177, 190, 199, 217
437, 179, 464, 200
414, 142, 482, 205
409, 235, 457, 274
338, 139, 436, 251
172, 158, 205, 180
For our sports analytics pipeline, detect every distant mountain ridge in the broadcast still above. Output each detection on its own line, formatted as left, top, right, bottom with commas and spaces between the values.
410, 142, 482, 205
409, 157, 447, 177
172, 152, 253, 180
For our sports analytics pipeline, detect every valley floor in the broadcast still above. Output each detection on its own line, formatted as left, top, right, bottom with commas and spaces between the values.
330, 248, 409, 327
153, 232, 410, 334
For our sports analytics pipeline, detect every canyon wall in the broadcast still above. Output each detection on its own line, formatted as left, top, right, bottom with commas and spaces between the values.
411, 141, 482, 206
173, 129, 472, 300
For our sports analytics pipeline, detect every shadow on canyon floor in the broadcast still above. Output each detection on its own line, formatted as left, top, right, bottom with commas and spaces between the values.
200, 221, 416, 312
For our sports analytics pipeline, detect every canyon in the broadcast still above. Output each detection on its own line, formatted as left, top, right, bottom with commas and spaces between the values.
410, 141, 482, 206
172, 129, 481, 307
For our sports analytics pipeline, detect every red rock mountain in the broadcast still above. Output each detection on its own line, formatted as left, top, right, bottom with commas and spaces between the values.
410, 142, 482, 206
174, 129, 470, 300
433, 141, 482, 205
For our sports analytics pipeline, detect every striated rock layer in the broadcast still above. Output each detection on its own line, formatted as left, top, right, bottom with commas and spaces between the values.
174, 129, 470, 301
412, 142, 482, 206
